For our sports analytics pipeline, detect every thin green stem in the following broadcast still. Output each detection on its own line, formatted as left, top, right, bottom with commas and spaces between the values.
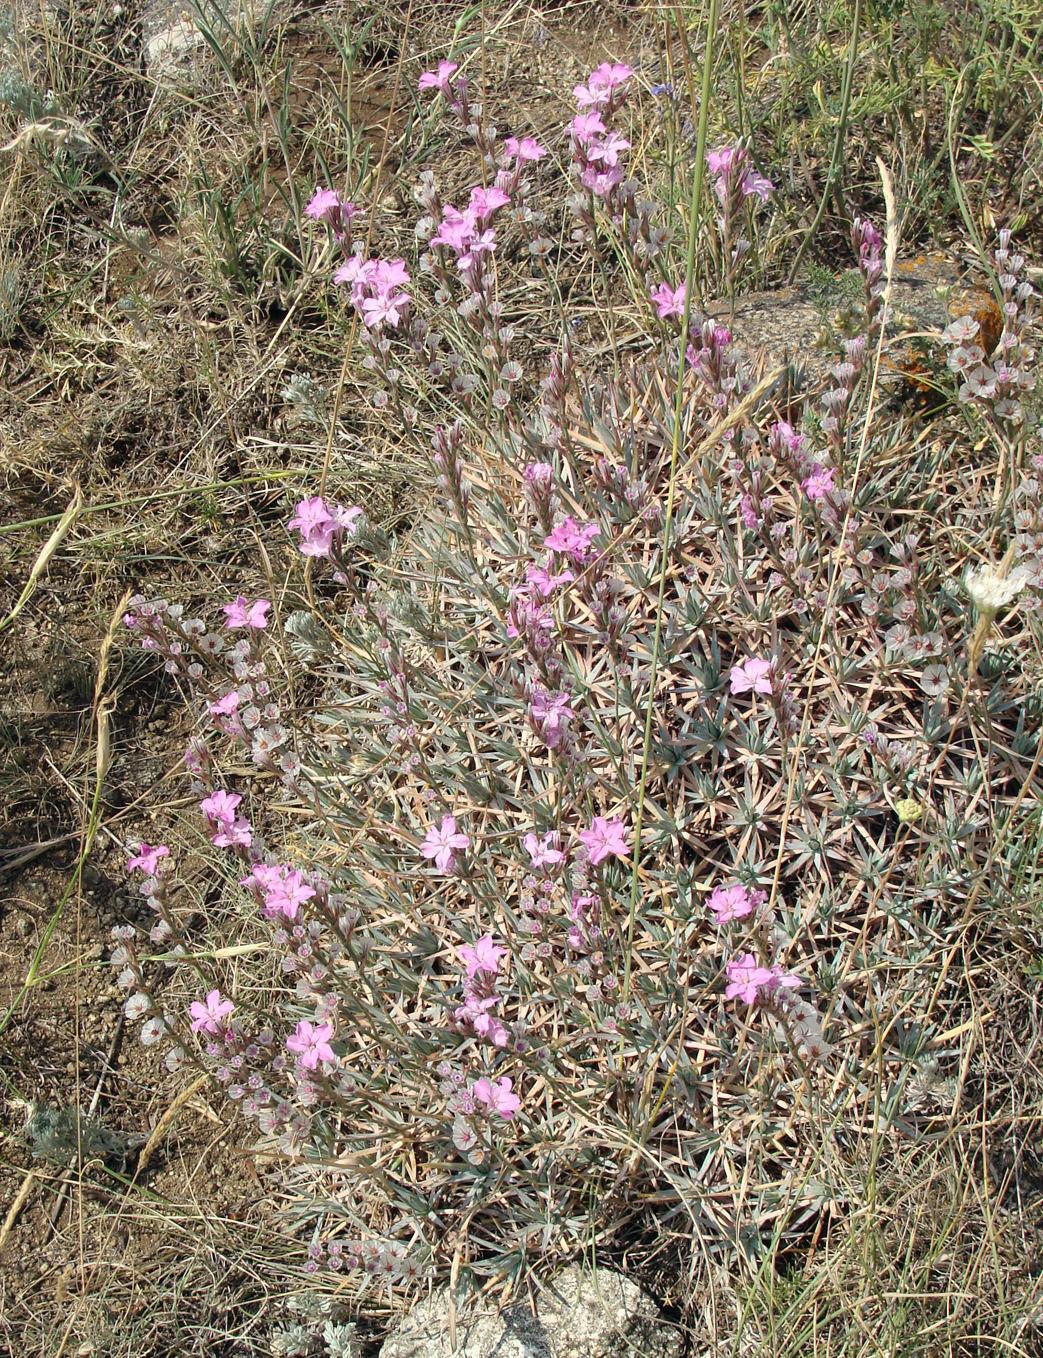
622, 0, 719, 1000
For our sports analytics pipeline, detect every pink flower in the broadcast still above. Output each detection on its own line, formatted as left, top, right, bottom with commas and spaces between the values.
127, 842, 169, 875
471, 1075, 521, 1120
458, 935, 507, 980
213, 817, 253, 850
650, 281, 686, 320
361, 289, 410, 329
334, 255, 412, 330
305, 187, 356, 228
208, 690, 240, 719
223, 596, 271, 630
457, 229, 497, 273
724, 953, 776, 1004
456, 995, 509, 1048
584, 130, 630, 168
524, 831, 565, 870
504, 135, 546, 162
573, 61, 632, 108
578, 816, 630, 866
430, 205, 475, 252
742, 169, 775, 202
200, 790, 241, 826
802, 464, 836, 501
707, 145, 739, 178
768, 964, 801, 994
529, 687, 575, 748
526, 562, 574, 597
286, 1019, 336, 1070
590, 61, 633, 89
418, 59, 459, 96
189, 988, 234, 1034
729, 656, 774, 696
581, 164, 624, 198
523, 461, 553, 488
420, 815, 470, 872
568, 112, 606, 144
544, 516, 600, 562
706, 882, 763, 923
200, 790, 251, 849
468, 185, 510, 220
288, 496, 362, 558
253, 865, 316, 922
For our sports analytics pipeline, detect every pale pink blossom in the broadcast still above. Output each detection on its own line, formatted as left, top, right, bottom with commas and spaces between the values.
504, 135, 546, 162
288, 496, 363, 558
524, 831, 565, 870
471, 1075, 521, 1120
544, 516, 600, 562
223, 596, 271, 630
706, 882, 763, 923
189, 988, 234, 1034
287, 1019, 336, 1070
418, 59, 459, 96
729, 656, 774, 696
802, 464, 836, 501
458, 935, 507, 980
421, 815, 470, 872
526, 562, 574, 597
650, 281, 686, 320
568, 112, 606, 144
305, 187, 356, 230
455, 994, 509, 1047
529, 687, 575, 748
468, 185, 510, 220
127, 842, 169, 875
200, 790, 242, 826
208, 690, 240, 719
247, 864, 316, 922
724, 953, 776, 1004
578, 816, 630, 866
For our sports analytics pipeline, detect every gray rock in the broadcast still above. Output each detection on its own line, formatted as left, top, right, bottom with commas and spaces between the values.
379, 1265, 682, 1358
143, 0, 267, 77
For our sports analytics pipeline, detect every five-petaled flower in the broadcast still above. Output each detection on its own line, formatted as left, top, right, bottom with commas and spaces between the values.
504, 135, 546, 163
650, 281, 686, 320
127, 842, 169, 876
200, 789, 252, 849
223, 596, 271, 630
189, 988, 234, 1034
421, 815, 471, 872
287, 1019, 337, 1070
729, 656, 774, 696
524, 831, 565, 870
707, 882, 763, 923
578, 816, 630, 866
724, 954, 776, 1004
418, 59, 459, 96
471, 1075, 521, 1120
544, 516, 600, 563
458, 935, 507, 980
802, 465, 836, 502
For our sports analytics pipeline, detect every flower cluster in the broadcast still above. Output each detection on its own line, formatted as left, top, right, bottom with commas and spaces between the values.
941, 230, 1036, 426
287, 496, 365, 575
707, 143, 774, 287
304, 186, 358, 240
124, 596, 296, 781
334, 255, 412, 331
567, 63, 633, 215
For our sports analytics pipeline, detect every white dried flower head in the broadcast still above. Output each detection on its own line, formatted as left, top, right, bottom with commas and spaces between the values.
964, 563, 1026, 614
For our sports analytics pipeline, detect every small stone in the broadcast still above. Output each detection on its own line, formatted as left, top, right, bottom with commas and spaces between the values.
379, 1265, 682, 1358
